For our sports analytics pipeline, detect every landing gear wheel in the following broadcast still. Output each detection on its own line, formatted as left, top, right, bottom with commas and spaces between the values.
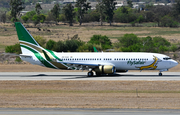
159, 73, 162, 76
87, 71, 93, 77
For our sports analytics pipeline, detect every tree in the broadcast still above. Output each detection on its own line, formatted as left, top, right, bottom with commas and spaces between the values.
33, 4, 45, 26
63, 3, 75, 26
171, 44, 178, 52
119, 34, 140, 48
102, 0, 117, 26
35, 3, 42, 15
113, 7, 137, 23
96, 0, 105, 26
75, 0, 91, 25
32, 14, 41, 26
54, 41, 67, 52
65, 40, 79, 52
33, 36, 46, 48
46, 39, 56, 50
1, 12, 6, 23
40, 14, 46, 23
127, 0, 133, 8
118, 34, 142, 52
26, 11, 36, 21
152, 5, 172, 26
141, 36, 154, 52
77, 43, 94, 52
152, 36, 171, 53
10, 0, 25, 22
51, 3, 61, 24
160, 15, 178, 27
21, 15, 28, 23
173, 0, 180, 16
88, 35, 112, 49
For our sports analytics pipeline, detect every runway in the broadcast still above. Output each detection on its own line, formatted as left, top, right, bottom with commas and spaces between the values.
0, 108, 180, 115
0, 72, 180, 80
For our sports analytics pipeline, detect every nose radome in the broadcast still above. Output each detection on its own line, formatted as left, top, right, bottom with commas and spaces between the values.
171, 60, 178, 67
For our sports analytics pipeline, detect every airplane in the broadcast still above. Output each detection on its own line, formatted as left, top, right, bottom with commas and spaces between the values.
12, 22, 178, 76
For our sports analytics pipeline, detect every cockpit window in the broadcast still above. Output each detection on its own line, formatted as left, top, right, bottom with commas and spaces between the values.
163, 57, 171, 60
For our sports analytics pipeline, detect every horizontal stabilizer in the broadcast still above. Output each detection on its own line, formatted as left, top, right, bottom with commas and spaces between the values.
3, 53, 32, 58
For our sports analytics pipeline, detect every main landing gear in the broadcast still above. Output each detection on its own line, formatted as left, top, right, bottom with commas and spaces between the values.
87, 71, 94, 77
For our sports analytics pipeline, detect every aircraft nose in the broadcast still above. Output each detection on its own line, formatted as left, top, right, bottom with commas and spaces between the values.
171, 60, 178, 67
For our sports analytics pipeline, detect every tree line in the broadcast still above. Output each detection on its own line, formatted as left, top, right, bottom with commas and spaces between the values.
5, 33, 178, 55
3, 0, 180, 27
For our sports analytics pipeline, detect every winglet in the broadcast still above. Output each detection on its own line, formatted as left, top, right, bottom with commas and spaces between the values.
93, 47, 98, 52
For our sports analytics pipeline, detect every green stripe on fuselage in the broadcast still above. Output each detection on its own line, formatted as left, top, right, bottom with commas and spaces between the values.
45, 49, 62, 61
20, 44, 57, 69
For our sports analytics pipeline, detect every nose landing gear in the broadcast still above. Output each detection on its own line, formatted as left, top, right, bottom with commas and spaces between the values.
159, 73, 162, 76
159, 69, 168, 76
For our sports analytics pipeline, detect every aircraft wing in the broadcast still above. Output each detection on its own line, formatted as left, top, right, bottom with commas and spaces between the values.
58, 61, 114, 70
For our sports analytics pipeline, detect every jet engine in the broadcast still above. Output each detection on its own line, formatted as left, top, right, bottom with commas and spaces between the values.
94, 65, 116, 75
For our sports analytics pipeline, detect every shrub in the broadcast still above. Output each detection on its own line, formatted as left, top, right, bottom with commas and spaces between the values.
32, 14, 41, 26
21, 15, 29, 23
88, 35, 112, 49
65, 40, 79, 52
5, 43, 21, 54
118, 34, 140, 48
46, 39, 56, 50
113, 7, 137, 23
173, 54, 178, 59
34, 36, 46, 47
171, 44, 178, 52
53, 41, 67, 52
77, 43, 94, 52
160, 15, 179, 27
59, 14, 66, 22
40, 14, 46, 23
26, 11, 36, 21
15, 57, 22, 62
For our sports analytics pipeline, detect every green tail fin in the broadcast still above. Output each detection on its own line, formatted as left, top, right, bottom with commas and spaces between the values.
15, 22, 40, 46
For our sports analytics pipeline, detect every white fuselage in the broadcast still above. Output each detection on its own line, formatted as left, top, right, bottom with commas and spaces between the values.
53, 52, 177, 71
21, 52, 178, 72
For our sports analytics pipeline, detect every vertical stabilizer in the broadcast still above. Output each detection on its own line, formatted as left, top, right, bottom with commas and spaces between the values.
15, 22, 41, 54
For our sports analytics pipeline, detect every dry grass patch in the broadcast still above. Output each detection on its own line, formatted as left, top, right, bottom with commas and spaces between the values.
0, 80, 180, 109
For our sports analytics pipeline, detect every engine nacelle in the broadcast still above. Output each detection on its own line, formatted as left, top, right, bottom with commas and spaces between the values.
95, 65, 116, 74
